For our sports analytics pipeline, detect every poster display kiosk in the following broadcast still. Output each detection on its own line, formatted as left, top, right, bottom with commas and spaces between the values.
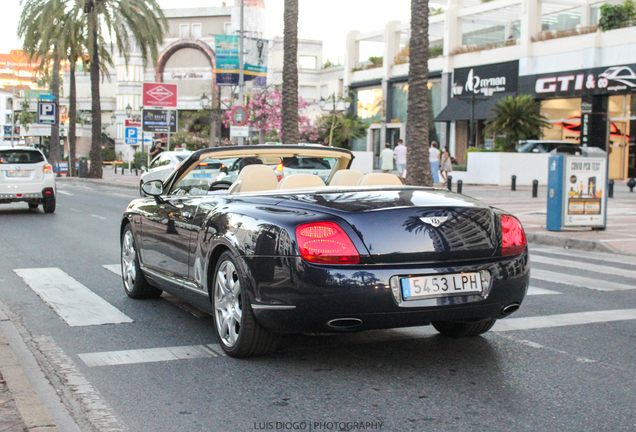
547, 147, 608, 231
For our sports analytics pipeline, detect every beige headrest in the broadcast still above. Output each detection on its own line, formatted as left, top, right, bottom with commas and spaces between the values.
277, 174, 325, 190
329, 169, 364, 186
357, 173, 403, 186
229, 164, 279, 193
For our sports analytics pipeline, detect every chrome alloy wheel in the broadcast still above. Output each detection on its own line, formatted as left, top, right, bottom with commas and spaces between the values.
214, 260, 243, 347
121, 230, 137, 293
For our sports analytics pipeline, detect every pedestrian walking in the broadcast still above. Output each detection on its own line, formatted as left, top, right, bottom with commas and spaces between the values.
394, 139, 407, 178
380, 143, 394, 173
429, 141, 440, 183
440, 146, 453, 182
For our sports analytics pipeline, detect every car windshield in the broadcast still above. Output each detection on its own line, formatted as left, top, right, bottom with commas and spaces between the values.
175, 155, 188, 162
0, 150, 44, 164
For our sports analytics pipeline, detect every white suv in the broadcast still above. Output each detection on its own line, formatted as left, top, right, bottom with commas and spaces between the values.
0, 146, 57, 213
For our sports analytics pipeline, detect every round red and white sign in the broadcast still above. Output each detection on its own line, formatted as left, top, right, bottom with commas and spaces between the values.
231, 106, 248, 126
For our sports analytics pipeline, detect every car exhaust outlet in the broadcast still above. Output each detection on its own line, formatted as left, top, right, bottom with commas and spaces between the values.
326, 318, 363, 330
501, 302, 520, 316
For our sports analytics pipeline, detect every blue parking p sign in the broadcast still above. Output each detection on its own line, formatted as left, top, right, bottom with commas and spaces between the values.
38, 102, 57, 125
125, 127, 138, 145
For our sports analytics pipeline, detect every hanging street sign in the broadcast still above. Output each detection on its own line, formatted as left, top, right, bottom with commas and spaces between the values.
142, 83, 178, 108
38, 102, 57, 125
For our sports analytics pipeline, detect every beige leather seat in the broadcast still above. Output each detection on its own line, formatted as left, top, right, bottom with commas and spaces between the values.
277, 174, 325, 190
228, 164, 279, 193
329, 169, 364, 186
357, 173, 403, 186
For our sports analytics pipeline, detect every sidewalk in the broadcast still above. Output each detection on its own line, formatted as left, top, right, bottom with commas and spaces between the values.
58, 168, 636, 255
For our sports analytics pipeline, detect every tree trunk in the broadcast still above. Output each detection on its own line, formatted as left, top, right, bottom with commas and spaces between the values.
281, 0, 299, 144
68, 54, 77, 176
405, 0, 432, 186
88, 11, 103, 178
49, 49, 61, 173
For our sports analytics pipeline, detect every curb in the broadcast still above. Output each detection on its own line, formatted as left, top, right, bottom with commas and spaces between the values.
0, 309, 59, 432
526, 232, 620, 254
56, 176, 139, 191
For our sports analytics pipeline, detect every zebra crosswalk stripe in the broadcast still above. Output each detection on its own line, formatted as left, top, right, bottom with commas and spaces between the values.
531, 247, 636, 266
493, 309, 636, 332
531, 255, 636, 280
531, 269, 631, 292
14, 268, 133, 326
78, 344, 225, 367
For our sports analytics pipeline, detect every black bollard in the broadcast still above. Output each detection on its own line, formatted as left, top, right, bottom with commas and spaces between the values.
114, 165, 117, 174
457, 179, 463, 194
608, 179, 614, 198
627, 177, 635, 192
511, 175, 516, 191
121, 165, 124, 175
532, 180, 538, 198
447, 175, 452, 191
135, 168, 139, 176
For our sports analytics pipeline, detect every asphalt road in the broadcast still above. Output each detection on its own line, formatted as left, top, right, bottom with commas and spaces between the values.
1, 180, 636, 432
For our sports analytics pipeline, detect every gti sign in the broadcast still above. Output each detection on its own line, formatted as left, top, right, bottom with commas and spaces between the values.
38, 102, 57, 125
143, 83, 177, 108
520, 64, 636, 97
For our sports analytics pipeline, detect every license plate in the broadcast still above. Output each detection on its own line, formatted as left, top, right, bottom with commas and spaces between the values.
6, 170, 30, 177
401, 272, 483, 301
193, 173, 211, 179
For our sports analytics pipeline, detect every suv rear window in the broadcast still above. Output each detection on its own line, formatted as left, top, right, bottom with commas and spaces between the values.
0, 150, 45, 164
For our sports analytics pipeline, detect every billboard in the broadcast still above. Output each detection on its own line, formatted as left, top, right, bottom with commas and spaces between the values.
142, 109, 177, 133
215, 35, 268, 88
143, 83, 178, 108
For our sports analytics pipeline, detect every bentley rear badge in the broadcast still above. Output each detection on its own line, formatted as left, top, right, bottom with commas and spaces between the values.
420, 216, 448, 227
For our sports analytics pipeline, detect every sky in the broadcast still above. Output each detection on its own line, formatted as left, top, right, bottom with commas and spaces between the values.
1, 0, 413, 63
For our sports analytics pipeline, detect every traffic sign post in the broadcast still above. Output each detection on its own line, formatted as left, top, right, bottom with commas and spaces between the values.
38, 102, 57, 125
125, 127, 138, 145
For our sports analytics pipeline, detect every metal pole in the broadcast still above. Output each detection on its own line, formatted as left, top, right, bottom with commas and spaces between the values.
470, 90, 475, 148
218, 89, 222, 147
237, 0, 245, 146
11, 68, 15, 148
166, 109, 171, 151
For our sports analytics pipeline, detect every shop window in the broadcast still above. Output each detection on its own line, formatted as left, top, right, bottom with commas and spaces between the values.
540, 98, 582, 142
356, 87, 383, 124
299, 56, 317, 70
541, 8, 581, 32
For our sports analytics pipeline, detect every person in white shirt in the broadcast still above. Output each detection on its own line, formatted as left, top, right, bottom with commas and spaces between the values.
379, 142, 394, 173
394, 139, 407, 178
429, 141, 440, 183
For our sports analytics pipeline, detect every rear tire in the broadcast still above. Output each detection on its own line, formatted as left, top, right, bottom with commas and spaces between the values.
432, 318, 497, 337
212, 251, 280, 358
28, 202, 39, 209
43, 198, 56, 213
121, 224, 162, 299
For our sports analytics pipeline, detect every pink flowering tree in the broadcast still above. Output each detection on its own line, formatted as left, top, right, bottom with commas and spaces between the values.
225, 89, 325, 144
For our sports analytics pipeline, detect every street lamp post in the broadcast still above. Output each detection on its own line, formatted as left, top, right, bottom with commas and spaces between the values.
452, 84, 494, 148
200, 92, 215, 148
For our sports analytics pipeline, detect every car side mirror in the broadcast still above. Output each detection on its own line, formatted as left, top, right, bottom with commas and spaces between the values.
142, 180, 164, 196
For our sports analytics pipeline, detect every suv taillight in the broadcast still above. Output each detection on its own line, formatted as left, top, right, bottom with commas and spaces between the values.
296, 222, 360, 264
43, 164, 52, 173
501, 215, 527, 255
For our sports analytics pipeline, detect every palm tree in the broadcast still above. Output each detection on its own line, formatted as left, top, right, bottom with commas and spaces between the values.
281, 0, 299, 144
18, 0, 67, 172
484, 95, 550, 152
405, 0, 432, 186
83, 0, 168, 178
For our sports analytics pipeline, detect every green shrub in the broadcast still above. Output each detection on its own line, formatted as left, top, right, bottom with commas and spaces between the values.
134, 151, 149, 168
102, 148, 116, 161
453, 164, 467, 171
599, 0, 636, 31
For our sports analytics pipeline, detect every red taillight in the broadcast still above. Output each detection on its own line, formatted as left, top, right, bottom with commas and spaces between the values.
200, 162, 208, 166
43, 164, 52, 173
275, 163, 284, 181
501, 215, 526, 255
296, 222, 360, 264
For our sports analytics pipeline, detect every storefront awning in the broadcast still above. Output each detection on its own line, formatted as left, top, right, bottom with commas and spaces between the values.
435, 91, 516, 122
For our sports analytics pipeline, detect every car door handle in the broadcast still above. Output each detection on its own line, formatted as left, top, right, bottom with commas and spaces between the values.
182, 212, 194, 221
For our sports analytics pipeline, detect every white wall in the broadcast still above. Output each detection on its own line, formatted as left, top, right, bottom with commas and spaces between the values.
450, 152, 550, 185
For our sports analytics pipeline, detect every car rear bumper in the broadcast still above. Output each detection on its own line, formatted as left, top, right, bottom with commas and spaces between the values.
0, 186, 55, 203
244, 253, 529, 333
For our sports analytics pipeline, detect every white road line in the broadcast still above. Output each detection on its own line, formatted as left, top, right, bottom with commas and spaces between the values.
110, 192, 134, 198
531, 269, 631, 291
57, 190, 73, 196
598, 238, 636, 243
527, 287, 561, 296
531, 255, 636, 279
78, 344, 225, 367
103, 264, 121, 276
493, 309, 636, 332
13, 268, 133, 326
75, 185, 94, 190
69, 208, 81, 212
91, 215, 107, 220
103, 265, 208, 318
531, 247, 636, 266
